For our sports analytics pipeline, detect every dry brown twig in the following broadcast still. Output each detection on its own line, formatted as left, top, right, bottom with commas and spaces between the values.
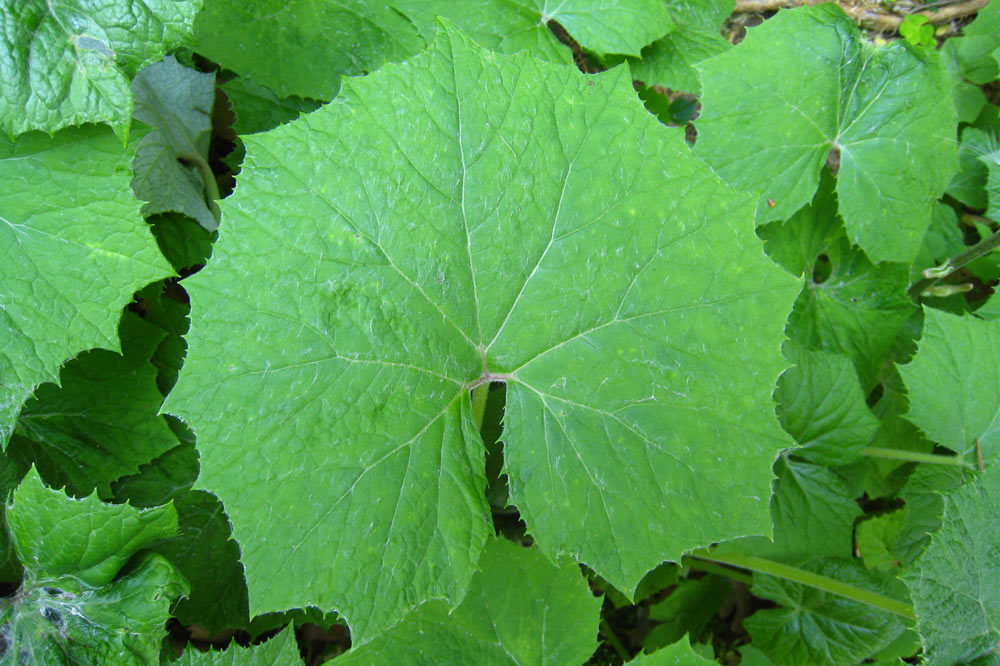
732, 0, 988, 30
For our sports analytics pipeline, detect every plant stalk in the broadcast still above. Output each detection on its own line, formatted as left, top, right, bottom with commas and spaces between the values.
909, 227, 1000, 297
688, 551, 915, 619
862, 446, 974, 468
471, 384, 490, 431
599, 618, 631, 662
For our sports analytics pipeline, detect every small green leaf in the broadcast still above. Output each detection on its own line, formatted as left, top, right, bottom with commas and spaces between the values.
776, 343, 879, 466
903, 464, 1000, 665
0, 126, 173, 446
335, 538, 602, 666
900, 309, 1000, 462
697, 4, 957, 263
9, 313, 178, 498
7, 468, 177, 588
176, 625, 301, 665
746, 558, 908, 666
632, 636, 719, 665
131, 56, 220, 231
899, 15, 934, 48
0, 0, 202, 138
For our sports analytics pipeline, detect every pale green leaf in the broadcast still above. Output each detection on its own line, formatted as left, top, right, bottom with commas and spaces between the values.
0, 0, 202, 138
903, 464, 1000, 666
856, 509, 907, 572
0, 552, 187, 666
335, 539, 601, 666
745, 558, 908, 666
0, 126, 173, 445
696, 4, 957, 263
396, 0, 675, 60
176, 626, 301, 665
6, 468, 177, 588
632, 636, 718, 665
629, 0, 733, 94
776, 343, 879, 466
899, 309, 1000, 462
131, 56, 220, 231
193, 0, 425, 100
9, 313, 177, 497
166, 25, 798, 642
220, 78, 322, 136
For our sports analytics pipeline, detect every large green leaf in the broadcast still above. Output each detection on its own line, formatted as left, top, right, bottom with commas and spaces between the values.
899, 309, 1000, 462
903, 464, 1000, 666
745, 558, 909, 666
335, 538, 601, 666
633, 636, 718, 665
696, 4, 957, 263
8, 313, 178, 497
0, 469, 186, 665
0, 0, 202, 138
176, 626, 300, 665
0, 126, 173, 445
192, 0, 425, 100
131, 56, 220, 231
166, 25, 798, 642
395, 0, 675, 60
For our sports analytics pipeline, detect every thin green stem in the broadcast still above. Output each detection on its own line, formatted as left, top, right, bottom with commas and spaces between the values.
599, 618, 631, 663
862, 446, 974, 468
689, 551, 915, 620
179, 151, 222, 224
471, 384, 489, 431
685, 558, 753, 585
910, 227, 1000, 297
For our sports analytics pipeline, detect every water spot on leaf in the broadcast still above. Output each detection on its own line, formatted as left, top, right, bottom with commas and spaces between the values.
73, 35, 113, 58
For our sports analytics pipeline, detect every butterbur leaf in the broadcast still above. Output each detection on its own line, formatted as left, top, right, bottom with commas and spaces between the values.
220, 78, 322, 136
946, 127, 994, 210
131, 56, 220, 231
165, 24, 798, 642
176, 625, 300, 665
8, 313, 178, 498
903, 464, 1000, 665
941, 0, 1000, 88
193, 0, 425, 100
335, 539, 601, 666
745, 558, 908, 666
0, 0, 202, 138
900, 309, 1000, 462
0, 469, 186, 665
395, 0, 675, 61
894, 464, 969, 568
0, 126, 173, 446
696, 4, 957, 263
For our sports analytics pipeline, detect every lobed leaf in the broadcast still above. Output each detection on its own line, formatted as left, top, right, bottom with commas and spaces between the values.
166, 24, 798, 642
696, 4, 957, 263
176, 625, 300, 665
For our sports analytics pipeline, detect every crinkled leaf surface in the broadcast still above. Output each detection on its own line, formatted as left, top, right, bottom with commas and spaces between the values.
696, 4, 957, 263
629, 0, 733, 94
7, 468, 177, 588
0, 469, 185, 665
9, 313, 177, 497
0, 0, 202, 138
903, 464, 1000, 666
395, 0, 674, 60
336, 538, 600, 666
166, 26, 798, 642
176, 626, 300, 665
131, 56, 220, 231
745, 558, 908, 666
900, 309, 1000, 462
775, 343, 878, 466
0, 126, 172, 445
193, 0, 425, 100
